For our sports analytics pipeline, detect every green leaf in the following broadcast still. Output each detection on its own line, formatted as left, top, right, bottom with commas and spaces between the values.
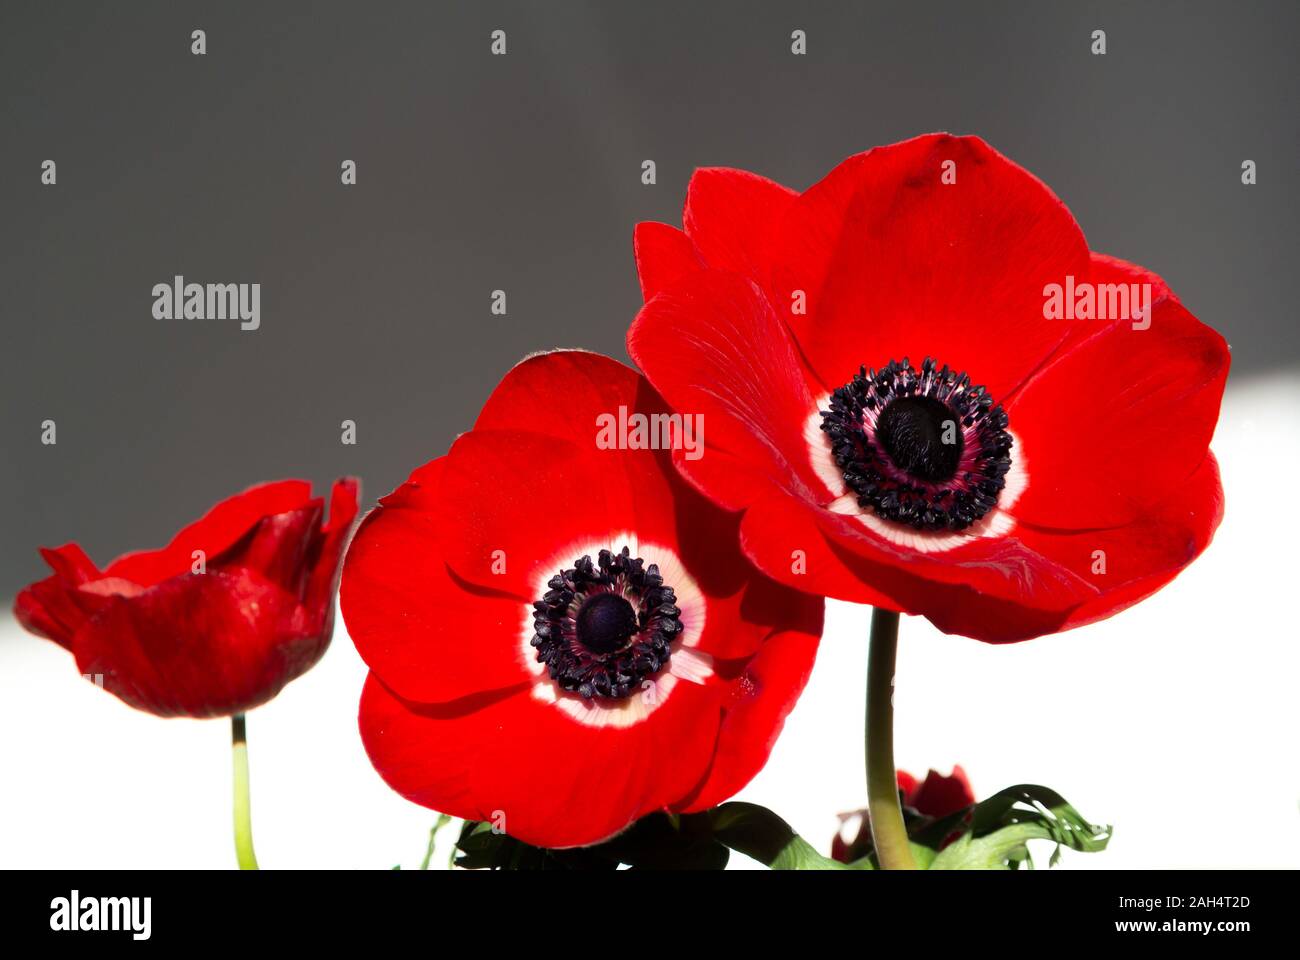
908, 842, 937, 870
927, 785, 1111, 870
708, 802, 871, 870
447, 787, 1105, 871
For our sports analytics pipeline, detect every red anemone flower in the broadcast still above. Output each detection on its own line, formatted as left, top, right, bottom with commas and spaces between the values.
628, 133, 1229, 642
14, 478, 359, 717
896, 765, 976, 819
832, 765, 975, 862
341, 350, 823, 849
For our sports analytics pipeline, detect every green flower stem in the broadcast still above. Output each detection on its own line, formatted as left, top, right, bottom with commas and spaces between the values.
866, 608, 916, 870
231, 714, 260, 870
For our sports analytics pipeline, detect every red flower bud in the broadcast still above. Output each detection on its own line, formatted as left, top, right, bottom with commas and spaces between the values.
14, 478, 359, 718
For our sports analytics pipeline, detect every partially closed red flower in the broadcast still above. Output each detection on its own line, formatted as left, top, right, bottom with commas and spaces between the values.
342, 350, 823, 849
832, 766, 975, 862
629, 133, 1229, 642
896, 765, 976, 819
15, 478, 359, 718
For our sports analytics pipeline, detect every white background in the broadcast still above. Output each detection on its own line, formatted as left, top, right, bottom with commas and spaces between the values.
2, 374, 1296, 870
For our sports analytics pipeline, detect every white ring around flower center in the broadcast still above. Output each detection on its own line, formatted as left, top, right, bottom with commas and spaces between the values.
518, 532, 713, 728
804, 395, 1027, 554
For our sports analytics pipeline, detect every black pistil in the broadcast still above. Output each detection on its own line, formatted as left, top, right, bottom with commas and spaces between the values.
875, 394, 964, 482
575, 593, 639, 655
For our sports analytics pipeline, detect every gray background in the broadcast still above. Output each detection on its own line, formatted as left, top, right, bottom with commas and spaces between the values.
1, 1, 1295, 598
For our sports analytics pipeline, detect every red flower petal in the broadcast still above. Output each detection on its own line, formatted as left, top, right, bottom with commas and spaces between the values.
72, 569, 307, 717
212, 501, 324, 597
341, 462, 535, 703
671, 446, 786, 513
360, 671, 722, 849
738, 487, 1099, 642
1007, 256, 1230, 528
435, 429, 670, 597
105, 480, 315, 586
358, 672, 510, 824
14, 545, 105, 647
769, 133, 1091, 400
437, 353, 690, 596
16, 545, 145, 648
737, 488, 904, 609
678, 626, 820, 812
896, 769, 919, 798
468, 677, 721, 848
40, 543, 102, 584
907, 766, 975, 818
633, 222, 703, 300
14, 577, 84, 649
628, 269, 831, 502
681, 167, 796, 280
473, 349, 646, 442
438, 429, 776, 661
1015, 451, 1224, 631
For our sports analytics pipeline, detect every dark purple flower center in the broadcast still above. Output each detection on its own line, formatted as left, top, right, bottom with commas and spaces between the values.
531, 547, 683, 701
875, 394, 965, 482
820, 357, 1013, 532
575, 593, 639, 654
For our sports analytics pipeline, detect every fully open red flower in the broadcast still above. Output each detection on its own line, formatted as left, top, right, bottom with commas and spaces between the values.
628, 133, 1229, 642
14, 478, 359, 717
342, 350, 823, 849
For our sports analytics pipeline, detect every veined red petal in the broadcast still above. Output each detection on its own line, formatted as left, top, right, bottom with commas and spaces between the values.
436, 429, 685, 599
682, 166, 796, 281
361, 672, 723, 849
739, 488, 1098, 642
671, 446, 784, 513
1015, 452, 1224, 631
770, 133, 1091, 400
72, 569, 308, 717
628, 269, 830, 503
469, 676, 722, 848
678, 626, 820, 812
358, 672, 514, 825
633, 222, 703, 300
1007, 256, 1230, 528
341, 462, 535, 703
